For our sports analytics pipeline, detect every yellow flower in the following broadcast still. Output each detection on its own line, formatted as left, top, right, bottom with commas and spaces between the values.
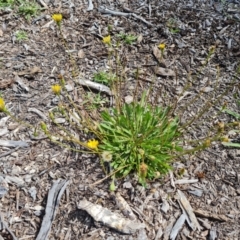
52, 14, 63, 25
51, 84, 61, 95
87, 139, 99, 150
102, 35, 111, 45
0, 98, 6, 112
158, 43, 166, 50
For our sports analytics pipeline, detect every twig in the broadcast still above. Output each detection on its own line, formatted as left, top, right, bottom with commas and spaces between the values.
28, 107, 48, 121
0, 146, 20, 158
0, 213, 18, 240
131, 13, 153, 26
98, 7, 153, 26
90, 165, 130, 186
16, 190, 20, 211
37, 0, 48, 9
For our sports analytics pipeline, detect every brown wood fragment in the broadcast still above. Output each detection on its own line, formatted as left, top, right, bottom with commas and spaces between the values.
153, 66, 176, 77
152, 46, 167, 67
78, 199, 145, 234
17, 66, 42, 76
193, 209, 230, 222
114, 192, 136, 220
177, 190, 202, 231
36, 179, 69, 240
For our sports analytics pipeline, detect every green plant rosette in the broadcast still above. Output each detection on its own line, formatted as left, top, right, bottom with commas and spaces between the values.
98, 98, 183, 185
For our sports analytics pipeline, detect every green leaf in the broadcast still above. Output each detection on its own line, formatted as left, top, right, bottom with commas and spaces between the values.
222, 109, 240, 120
222, 142, 240, 148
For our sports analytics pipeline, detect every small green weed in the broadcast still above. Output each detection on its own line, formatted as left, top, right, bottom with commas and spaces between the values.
0, 0, 14, 8
83, 92, 107, 110
167, 18, 180, 34
93, 71, 116, 86
98, 93, 182, 185
15, 30, 28, 42
117, 32, 138, 45
17, 0, 41, 20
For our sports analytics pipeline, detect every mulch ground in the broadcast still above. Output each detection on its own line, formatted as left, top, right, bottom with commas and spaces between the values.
0, 0, 240, 239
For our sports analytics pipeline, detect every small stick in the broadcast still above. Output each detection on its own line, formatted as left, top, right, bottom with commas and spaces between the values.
16, 190, 20, 211
28, 108, 48, 121
37, 0, 48, 9
0, 213, 18, 240
98, 7, 153, 26
0, 146, 20, 158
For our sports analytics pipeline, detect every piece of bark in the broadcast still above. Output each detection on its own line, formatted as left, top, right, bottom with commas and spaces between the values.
78, 78, 113, 95
78, 199, 145, 234
170, 214, 186, 240
153, 66, 176, 77
209, 226, 217, 240
193, 209, 230, 222
114, 192, 136, 220
163, 216, 176, 240
36, 179, 69, 240
17, 66, 42, 76
175, 179, 198, 184
0, 140, 29, 148
152, 46, 167, 67
177, 190, 201, 231
0, 213, 18, 240
87, 0, 93, 11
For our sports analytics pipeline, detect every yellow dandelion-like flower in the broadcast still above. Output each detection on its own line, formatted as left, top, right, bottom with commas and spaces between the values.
52, 14, 63, 25
0, 98, 6, 112
87, 139, 99, 150
158, 43, 166, 50
51, 84, 61, 95
102, 35, 111, 45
